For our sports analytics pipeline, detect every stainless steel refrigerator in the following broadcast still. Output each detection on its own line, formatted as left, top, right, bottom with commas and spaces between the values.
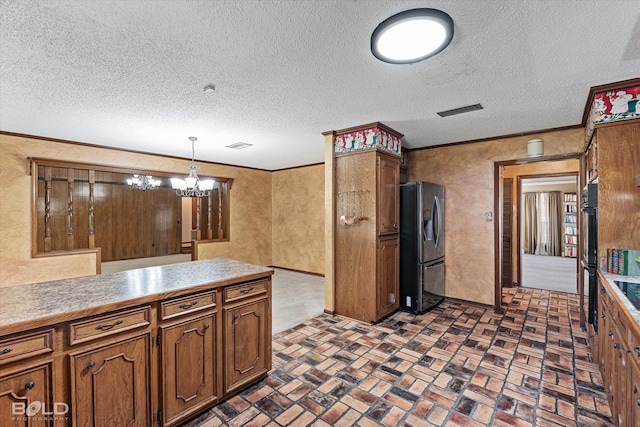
400, 181, 445, 314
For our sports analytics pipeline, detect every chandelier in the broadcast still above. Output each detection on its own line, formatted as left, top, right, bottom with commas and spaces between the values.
127, 174, 161, 190
170, 137, 215, 197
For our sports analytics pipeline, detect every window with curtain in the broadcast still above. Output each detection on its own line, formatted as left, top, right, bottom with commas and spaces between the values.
523, 191, 563, 256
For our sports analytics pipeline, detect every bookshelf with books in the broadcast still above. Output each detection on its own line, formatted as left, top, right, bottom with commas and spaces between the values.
563, 192, 578, 257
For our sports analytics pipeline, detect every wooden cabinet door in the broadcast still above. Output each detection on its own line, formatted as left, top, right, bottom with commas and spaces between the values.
71, 333, 150, 427
224, 299, 268, 394
628, 351, 640, 427
0, 363, 52, 427
161, 313, 216, 426
377, 153, 399, 235
377, 236, 399, 319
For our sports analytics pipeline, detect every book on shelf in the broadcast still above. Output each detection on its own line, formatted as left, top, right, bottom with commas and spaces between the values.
606, 248, 640, 276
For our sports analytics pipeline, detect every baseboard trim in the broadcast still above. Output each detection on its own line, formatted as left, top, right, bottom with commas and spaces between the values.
268, 265, 325, 277
323, 309, 335, 315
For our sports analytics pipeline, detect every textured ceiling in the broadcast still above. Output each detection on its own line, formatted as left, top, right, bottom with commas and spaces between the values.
1, 0, 639, 170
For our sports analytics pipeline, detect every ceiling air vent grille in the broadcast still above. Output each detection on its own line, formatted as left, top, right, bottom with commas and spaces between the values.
437, 103, 483, 117
226, 142, 253, 149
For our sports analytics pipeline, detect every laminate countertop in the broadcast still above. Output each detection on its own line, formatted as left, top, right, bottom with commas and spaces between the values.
0, 258, 273, 336
599, 270, 640, 326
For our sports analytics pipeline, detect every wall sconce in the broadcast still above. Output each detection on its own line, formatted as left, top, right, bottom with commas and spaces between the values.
527, 138, 544, 157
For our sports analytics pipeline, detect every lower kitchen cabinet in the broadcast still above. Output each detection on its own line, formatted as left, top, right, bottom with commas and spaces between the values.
0, 261, 273, 427
377, 236, 399, 319
0, 361, 52, 427
597, 274, 640, 427
160, 313, 216, 426
224, 298, 269, 394
70, 333, 151, 427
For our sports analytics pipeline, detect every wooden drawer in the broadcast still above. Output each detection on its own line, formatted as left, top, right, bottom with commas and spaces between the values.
68, 305, 151, 345
0, 329, 53, 365
160, 290, 216, 321
223, 280, 268, 304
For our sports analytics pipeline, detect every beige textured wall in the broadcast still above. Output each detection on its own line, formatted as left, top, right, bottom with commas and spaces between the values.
0, 134, 272, 287
271, 165, 324, 274
407, 128, 584, 306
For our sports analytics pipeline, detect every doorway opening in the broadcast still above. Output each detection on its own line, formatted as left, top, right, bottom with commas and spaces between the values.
494, 156, 581, 312
518, 174, 579, 293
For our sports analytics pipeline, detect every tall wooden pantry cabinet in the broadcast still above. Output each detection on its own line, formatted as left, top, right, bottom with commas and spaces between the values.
329, 122, 402, 323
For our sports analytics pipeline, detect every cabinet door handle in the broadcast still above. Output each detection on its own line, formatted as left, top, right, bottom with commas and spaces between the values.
87, 361, 95, 369
179, 301, 198, 309
24, 381, 35, 390
233, 314, 239, 322
608, 331, 613, 338
95, 320, 123, 330
601, 313, 605, 319
637, 398, 640, 407
634, 346, 640, 356
613, 343, 619, 349
239, 287, 254, 295
203, 324, 210, 332
0, 347, 13, 355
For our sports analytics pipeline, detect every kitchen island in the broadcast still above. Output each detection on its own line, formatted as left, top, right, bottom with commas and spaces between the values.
0, 258, 274, 426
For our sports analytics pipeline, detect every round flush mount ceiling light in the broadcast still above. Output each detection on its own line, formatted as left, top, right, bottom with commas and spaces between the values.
371, 8, 454, 64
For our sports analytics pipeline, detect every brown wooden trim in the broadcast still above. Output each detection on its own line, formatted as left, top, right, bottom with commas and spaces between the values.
516, 176, 522, 287
323, 309, 335, 315
581, 77, 640, 126
405, 124, 584, 153
271, 162, 324, 172
268, 265, 325, 277
32, 247, 101, 258
326, 121, 405, 138
28, 156, 234, 183
95, 248, 101, 274
494, 163, 503, 312
2, 131, 272, 171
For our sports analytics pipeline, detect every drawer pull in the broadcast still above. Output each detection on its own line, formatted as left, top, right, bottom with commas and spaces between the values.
24, 381, 35, 390
87, 361, 95, 369
637, 398, 640, 407
608, 331, 613, 338
635, 346, 640, 356
613, 343, 619, 349
95, 320, 123, 331
179, 301, 198, 310
239, 287, 254, 295
601, 313, 605, 319
0, 347, 13, 355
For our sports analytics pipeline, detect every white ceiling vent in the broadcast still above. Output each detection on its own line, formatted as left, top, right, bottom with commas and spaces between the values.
226, 142, 253, 149
437, 103, 484, 117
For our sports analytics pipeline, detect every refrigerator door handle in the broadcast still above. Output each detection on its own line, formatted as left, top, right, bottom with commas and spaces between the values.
433, 196, 441, 249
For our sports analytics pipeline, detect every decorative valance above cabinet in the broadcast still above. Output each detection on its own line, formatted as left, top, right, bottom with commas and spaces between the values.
582, 78, 640, 147
333, 122, 403, 157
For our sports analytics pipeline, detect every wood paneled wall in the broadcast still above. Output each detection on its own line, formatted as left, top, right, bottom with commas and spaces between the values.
36, 167, 182, 262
